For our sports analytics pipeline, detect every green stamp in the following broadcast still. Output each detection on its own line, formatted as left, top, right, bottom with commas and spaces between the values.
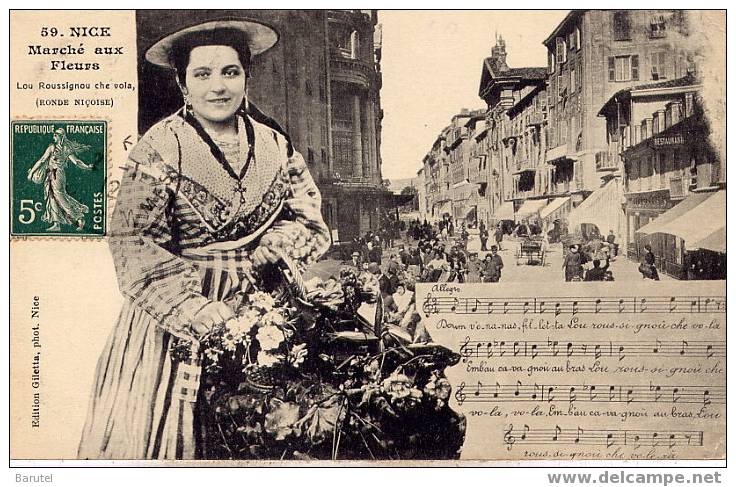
11, 120, 107, 237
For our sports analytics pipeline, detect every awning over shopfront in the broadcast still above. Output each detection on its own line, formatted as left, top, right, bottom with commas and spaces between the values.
567, 178, 624, 235
539, 196, 571, 221
491, 201, 515, 221
514, 199, 548, 222
645, 190, 725, 252
636, 191, 714, 235
692, 227, 726, 253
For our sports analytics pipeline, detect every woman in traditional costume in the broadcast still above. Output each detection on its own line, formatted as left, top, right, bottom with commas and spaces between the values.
78, 19, 330, 459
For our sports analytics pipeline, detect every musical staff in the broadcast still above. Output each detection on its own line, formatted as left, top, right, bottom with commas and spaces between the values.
502, 424, 704, 451
458, 337, 725, 361
453, 381, 724, 406
422, 295, 726, 316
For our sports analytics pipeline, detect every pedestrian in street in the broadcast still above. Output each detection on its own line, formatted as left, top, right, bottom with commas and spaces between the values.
563, 244, 585, 282
367, 240, 382, 266
346, 251, 363, 270
466, 252, 481, 283
494, 223, 504, 251
479, 223, 489, 251
446, 245, 467, 283
398, 244, 410, 267
606, 230, 618, 258
639, 244, 660, 280
480, 246, 504, 283
584, 259, 610, 281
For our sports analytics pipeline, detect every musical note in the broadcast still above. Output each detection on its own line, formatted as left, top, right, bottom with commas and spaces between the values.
569, 386, 577, 404
640, 298, 647, 313
552, 425, 561, 441
454, 382, 466, 406
539, 301, 546, 314
669, 296, 677, 313
575, 427, 583, 444
595, 298, 602, 313
618, 298, 625, 313
555, 302, 562, 316
650, 383, 662, 402
572, 301, 579, 315
470, 299, 480, 313
672, 387, 681, 403
703, 389, 711, 406
680, 341, 688, 356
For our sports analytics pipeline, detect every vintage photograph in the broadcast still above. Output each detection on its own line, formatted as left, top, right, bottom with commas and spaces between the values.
8, 9, 726, 467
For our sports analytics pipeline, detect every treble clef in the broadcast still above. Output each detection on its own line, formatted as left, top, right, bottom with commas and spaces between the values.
422, 294, 438, 317
459, 336, 472, 362
454, 381, 466, 406
503, 424, 515, 451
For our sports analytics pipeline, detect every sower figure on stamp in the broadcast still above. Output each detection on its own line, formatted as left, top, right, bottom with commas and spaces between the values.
27, 127, 94, 232
78, 20, 330, 460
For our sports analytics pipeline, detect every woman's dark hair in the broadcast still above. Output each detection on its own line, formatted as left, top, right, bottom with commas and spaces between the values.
169, 27, 252, 86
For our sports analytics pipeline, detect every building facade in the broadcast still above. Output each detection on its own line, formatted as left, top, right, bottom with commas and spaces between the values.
136, 10, 388, 245
600, 75, 725, 279
541, 10, 699, 242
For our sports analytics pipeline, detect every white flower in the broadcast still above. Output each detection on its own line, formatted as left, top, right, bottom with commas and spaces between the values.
256, 325, 285, 351
250, 292, 275, 312
222, 333, 239, 352
261, 309, 286, 327
204, 348, 222, 363
257, 350, 283, 367
287, 343, 308, 367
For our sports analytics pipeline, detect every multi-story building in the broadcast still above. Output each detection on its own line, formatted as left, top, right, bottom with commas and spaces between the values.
599, 74, 725, 279
543, 9, 698, 238
136, 10, 388, 245
477, 35, 548, 227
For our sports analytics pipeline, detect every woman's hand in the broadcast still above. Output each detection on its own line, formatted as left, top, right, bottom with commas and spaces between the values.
252, 244, 281, 268
191, 301, 234, 337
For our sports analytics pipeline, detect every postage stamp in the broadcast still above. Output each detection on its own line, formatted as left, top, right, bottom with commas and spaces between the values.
10, 120, 107, 237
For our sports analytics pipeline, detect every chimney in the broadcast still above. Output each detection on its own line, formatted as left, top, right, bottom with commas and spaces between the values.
491, 34, 509, 72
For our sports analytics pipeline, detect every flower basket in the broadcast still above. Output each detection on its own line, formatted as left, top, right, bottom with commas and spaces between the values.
173, 253, 466, 460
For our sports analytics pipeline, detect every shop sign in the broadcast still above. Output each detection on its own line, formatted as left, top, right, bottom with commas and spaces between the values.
625, 190, 672, 210
651, 134, 684, 147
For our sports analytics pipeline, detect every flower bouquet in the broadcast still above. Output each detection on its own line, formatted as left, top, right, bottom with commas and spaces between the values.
174, 263, 465, 460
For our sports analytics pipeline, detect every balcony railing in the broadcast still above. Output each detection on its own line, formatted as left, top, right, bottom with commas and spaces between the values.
330, 55, 376, 88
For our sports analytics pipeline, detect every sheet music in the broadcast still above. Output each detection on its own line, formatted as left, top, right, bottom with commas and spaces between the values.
418, 281, 725, 461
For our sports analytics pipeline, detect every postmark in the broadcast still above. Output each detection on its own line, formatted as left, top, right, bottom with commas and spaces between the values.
11, 120, 107, 237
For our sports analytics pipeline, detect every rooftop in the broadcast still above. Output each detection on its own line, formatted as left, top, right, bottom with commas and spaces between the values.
598, 74, 700, 116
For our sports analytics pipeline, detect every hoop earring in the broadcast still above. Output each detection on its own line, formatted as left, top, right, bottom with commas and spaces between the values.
183, 94, 192, 114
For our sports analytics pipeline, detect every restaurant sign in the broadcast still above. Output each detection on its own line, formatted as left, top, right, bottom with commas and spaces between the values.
650, 133, 684, 147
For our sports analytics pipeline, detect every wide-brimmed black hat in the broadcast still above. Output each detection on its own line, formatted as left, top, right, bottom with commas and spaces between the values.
145, 19, 279, 68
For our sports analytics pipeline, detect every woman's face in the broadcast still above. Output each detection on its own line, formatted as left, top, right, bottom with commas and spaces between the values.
184, 45, 246, 123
